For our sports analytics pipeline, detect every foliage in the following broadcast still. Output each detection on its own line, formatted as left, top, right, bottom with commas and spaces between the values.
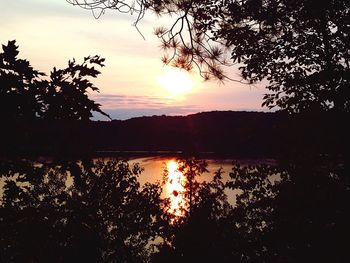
0, 159, 162, 262
154, 157, 349, 262
226, 159, 350, 262
176, 158, 208, 216
226, 163, 289, 262
68, 0, 350, 113
41, 55, 110, 120
190, 0, 350, 113
156, 161, 287, 262
154, 160, 236, 262
0, 40, 45, 119
1, 157, 348, 262
0, 40, 109, 120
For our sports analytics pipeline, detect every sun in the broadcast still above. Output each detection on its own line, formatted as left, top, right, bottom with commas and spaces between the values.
158, 67, 193, 97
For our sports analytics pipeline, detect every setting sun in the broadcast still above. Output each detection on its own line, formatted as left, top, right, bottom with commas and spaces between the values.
158, 68, 193, 97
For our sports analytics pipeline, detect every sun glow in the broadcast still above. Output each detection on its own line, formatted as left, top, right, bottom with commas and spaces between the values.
165, 160, 187, 217
158, 68, 193, 97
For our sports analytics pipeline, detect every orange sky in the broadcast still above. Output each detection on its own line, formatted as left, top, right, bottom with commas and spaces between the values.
0, 0, 268, 120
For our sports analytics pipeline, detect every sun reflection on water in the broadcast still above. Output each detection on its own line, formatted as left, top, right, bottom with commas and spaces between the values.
165, 160, 187, 217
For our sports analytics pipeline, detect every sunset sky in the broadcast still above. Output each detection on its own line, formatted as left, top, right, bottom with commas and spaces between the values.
0, 0, 268, 120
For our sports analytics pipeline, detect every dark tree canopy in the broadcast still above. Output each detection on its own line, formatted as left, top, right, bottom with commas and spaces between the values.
42, 55, 110, 120
0, 159, 163, 262
0, 40, 45, 119
68, 0, 350, 113
0, 40, 110, 120
1, 157, 348, 262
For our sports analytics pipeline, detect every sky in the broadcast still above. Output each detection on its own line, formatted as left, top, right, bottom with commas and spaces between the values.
0, 0, 269, 120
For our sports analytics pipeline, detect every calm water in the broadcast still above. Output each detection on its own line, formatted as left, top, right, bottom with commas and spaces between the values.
125, 156, 277, 207
126, 155, 277, 185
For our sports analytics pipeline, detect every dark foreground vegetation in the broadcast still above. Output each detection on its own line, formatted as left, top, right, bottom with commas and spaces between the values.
1, 156, 349, 262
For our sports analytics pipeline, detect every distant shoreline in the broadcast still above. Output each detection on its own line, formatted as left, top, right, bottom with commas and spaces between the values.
93, 150, 277, 162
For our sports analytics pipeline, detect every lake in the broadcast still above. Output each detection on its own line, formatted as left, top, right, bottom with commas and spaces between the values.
96, 154, 277, 184
120, 155, 277, 208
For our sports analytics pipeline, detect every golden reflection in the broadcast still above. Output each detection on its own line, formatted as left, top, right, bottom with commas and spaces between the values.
164, 160, 187, 217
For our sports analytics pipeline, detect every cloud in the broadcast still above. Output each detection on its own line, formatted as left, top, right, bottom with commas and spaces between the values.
91, 94, 174, 108
90, 94, 201, 120
97, 107, 201, 120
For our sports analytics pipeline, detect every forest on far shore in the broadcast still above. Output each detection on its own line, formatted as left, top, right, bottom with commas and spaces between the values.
1, 110, 349, 159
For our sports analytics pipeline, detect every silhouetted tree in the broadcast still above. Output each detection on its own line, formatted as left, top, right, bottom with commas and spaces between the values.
176, 158, 208, 216
68, 0, 350, 113
2, 157, 348, 262
226, 160, 350, 263
0, 40, 45, 120
0, 40, 110, 120
154, 158, 349, 262
153, 159, 238, 262
0, 159, 163, 262
41, 55, 110, 120
226, 164, 289, 262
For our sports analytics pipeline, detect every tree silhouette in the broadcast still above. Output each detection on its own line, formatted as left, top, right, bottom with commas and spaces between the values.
0, 40, 110, 120
152, 157, 350, 263
0, 40, 45, 120
68, 0, 350, 113
1, 157, 348, 262
0, 159, 163, 262
41, 55, 110, 120
226, 160, 350, 262
176, 158, 208, 217
154, 159, 238, 262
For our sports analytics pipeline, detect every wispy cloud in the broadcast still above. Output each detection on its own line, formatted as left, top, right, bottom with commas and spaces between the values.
91, 94, 175, 109
91, 94, 201, 120
98, 106, 201, 120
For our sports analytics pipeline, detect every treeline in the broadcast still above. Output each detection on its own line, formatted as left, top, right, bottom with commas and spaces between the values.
1, 111, 348, 158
